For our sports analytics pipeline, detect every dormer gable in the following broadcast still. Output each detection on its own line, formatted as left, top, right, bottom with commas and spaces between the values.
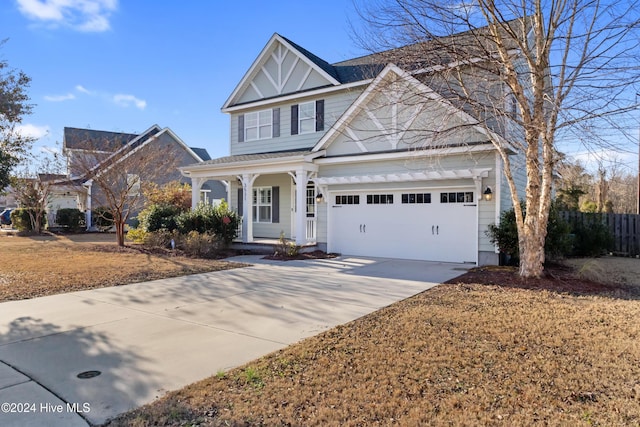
222, 33, 341, 110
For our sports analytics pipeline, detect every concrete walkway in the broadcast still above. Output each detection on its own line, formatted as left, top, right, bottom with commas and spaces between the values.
0, 256, 465, 426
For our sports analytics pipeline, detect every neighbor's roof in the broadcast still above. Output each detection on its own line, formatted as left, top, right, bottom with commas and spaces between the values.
190, 147, 211, 161
63, 127, 139, 152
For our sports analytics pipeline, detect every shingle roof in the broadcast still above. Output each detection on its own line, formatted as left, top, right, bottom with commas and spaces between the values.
63, 127, 139, 152
190, 147, 211, 161
199, 149, 313, 166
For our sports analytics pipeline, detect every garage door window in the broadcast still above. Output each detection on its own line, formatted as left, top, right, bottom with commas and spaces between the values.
366, 194, 394, 204
335, 195, 360, 205
440, 191, 474, 203
401, 193, 431, 204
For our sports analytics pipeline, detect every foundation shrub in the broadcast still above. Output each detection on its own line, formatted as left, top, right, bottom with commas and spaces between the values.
10, 208, 46, 231
487, 200, 572, 264
55, 208, 85, 231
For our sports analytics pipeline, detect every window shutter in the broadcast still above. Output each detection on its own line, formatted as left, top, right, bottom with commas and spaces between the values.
315, 100, 324, 131
238, 114, 245, 143
237, 188, 243, 215
290, 105, 298, 135
272, 108, 280, 137
272, 186, 280, 223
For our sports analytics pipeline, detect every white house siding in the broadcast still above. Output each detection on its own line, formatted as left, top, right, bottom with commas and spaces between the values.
230, 89, 362, 155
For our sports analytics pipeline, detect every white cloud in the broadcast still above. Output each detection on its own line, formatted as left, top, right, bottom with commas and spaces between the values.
16, 0, 118, 32
113, 94, 147, 110
75, 85, 93, 95
16, 123, 50, 140
44, 93, 75, 102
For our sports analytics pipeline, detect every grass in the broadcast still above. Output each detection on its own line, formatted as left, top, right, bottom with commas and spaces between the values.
104, 261, 640, 427
0, 232, 244, 302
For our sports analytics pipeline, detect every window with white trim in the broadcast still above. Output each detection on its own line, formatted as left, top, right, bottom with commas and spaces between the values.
306, 184, 315, 217
252, 187, 272, 222
127, 174, 140, 196
298, 101, 315, 134
245, 109, 272, 141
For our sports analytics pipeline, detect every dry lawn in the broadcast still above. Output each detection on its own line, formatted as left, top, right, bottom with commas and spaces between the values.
0, 232, 243, 302
105, 258, 640, 427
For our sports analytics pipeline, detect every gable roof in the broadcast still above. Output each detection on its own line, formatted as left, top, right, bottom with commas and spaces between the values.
63, 127, 139, 152
312, 63, 515, 153
222, 33, 343, 110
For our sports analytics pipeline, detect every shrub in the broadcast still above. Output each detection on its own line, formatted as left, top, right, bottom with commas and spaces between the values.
486, 200, 572, 264
126, 227, 148, 244
139, 204, 182, 232
143, 229, 178, 248
176, 203, 216, 235
55, 208, 85, 231
567, 214, 613, 256
181, 231, 219, 258
93, 206, 114, 231
274, 232, 300, 258
10, 208, 46, 231
209, 200, 241, 246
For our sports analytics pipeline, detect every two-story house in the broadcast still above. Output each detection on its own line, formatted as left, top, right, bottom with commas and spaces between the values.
181, 32, 527, 265
46, 124, 225, 229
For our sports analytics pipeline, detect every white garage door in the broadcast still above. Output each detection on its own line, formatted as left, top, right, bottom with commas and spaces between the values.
328, 188, 477, 263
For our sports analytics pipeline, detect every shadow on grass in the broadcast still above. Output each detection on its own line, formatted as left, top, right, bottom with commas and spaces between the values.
0, 316, 161, 425
445, 264, 640, 301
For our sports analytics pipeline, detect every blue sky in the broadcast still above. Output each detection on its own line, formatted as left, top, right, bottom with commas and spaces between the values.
2, 0, 638, 175
1, 0, 363, 160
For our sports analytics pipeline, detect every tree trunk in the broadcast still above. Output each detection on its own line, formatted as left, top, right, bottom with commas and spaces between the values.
518, 221, 546, 278
116, 221, 125, 247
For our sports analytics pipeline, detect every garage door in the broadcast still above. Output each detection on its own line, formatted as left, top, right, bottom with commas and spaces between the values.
328, 189, 477, 263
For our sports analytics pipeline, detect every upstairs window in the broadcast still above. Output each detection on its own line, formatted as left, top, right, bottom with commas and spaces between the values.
238, 108, 279, 142
299, 101, 316, 134
291, 100, 324, 135
245, 109, 272, 141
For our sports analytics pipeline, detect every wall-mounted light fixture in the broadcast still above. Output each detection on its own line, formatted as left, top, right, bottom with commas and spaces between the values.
315, 193, 324, 203
483, 187, 493, 201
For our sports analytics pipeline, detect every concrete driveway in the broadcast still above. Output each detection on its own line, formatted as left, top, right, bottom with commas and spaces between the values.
0, 256, 465, 426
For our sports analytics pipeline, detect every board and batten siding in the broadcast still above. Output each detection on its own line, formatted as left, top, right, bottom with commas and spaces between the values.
229, 89, 362, 156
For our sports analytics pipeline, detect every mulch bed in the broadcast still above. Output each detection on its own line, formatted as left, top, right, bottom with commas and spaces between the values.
446, 263, 638, 296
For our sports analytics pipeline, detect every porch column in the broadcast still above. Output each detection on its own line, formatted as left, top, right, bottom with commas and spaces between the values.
84, 181, 92, 231
293, 169, 312, 245
191, 177, 204, 209
239, 173, 258, 243
221, 180, 231, 204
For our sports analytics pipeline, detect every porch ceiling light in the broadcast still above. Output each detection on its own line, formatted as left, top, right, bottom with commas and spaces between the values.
483, 187, 493, 201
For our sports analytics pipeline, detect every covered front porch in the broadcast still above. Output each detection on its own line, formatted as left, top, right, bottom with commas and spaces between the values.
179, 150, 325, 246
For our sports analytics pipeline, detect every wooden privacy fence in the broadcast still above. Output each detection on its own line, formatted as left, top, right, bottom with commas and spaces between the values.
560, 211, 640, 256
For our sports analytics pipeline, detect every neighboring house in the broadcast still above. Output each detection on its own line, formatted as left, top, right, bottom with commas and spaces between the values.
180, 31, 528, 265
47, 125, 224, 229
0, 185, 19, 210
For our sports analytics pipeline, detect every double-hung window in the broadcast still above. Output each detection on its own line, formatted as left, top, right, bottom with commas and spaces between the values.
298, 101, 316, 134
245, 109, 272, 141
252, 187, 272, 223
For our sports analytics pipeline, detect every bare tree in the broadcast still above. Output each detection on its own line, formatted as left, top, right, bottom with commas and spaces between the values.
12, 153, 64, 233
71, 133, 180, 246
354, 0, 640, 277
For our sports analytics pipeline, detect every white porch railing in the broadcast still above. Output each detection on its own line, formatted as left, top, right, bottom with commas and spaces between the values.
306, 217, 316, 242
